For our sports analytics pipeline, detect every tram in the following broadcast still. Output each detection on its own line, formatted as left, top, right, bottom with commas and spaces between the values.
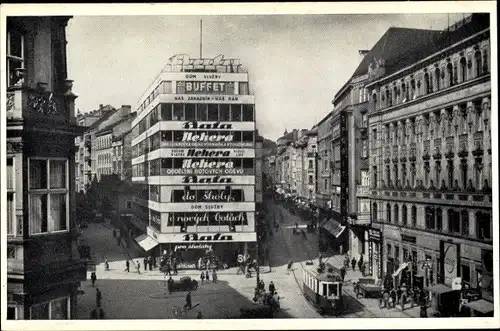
302, 264, 344, 315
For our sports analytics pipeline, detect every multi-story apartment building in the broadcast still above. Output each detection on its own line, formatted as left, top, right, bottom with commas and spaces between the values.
294, 128, 318, 201
93, 111, 135, 181
74, 104, 115, 192
331, 27, 443, 262
6, 16, 87, 319
74, 105, 132, 191
367, 14, 492, 316
130, 54, 257, 266
315, 112, 333, 215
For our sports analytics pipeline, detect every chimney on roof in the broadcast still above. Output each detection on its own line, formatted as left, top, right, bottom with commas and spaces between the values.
121, 105, 132, 115
359, 50, 369, 64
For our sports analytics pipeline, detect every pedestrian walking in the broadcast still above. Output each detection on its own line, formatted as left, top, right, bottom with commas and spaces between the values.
205, 270, 210, 282
144, 257, 148, 271
173, 260, 178, 275
167, 277, 173, 294
91, 271, 97, 287
212, 269, 218, 283
136, 261, 141, 274
197, 311, 203, 319
165, 263, 171, 276
96, 288, 102, 307
125, 260, 130, 272
148, 256, 153, 271
98, 308, 105, 319
269, 281, 276, 294
90, 309, 98, 319
340, 266, 346, 282
200, 271, 205, 284
184, 291, 192, 310
153, 255, 157, 268
287, 260, 293, 274
358, 255, 364, 272
351, 257, 357, 271
104, 258, 109, 271
344, 255, 350, 269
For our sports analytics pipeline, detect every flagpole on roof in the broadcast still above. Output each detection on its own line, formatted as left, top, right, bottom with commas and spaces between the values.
200, 19, 203, 59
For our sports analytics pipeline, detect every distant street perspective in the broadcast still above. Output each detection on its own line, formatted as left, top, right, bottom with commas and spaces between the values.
4, 5, 495, 324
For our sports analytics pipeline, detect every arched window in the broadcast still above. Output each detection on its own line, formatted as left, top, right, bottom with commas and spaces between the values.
425, 206, 435, 230
402, 205, 408, 226
474, 51, 482, 77
401, 83, 407, 101
424, 72, 431, 94
460, 57, 467, 82
411, 206, 417, 227
436, 208, 442, 231
386, 88, 392, 107
447, 62, 453, 86
461, 210, 469, 236
435, 67, 441, 90
482, 50, 489, 74
372, 92, 378, 108
394, 204, 399, 224
386, 203, 392, 223
372, 203, 378, 222
410, 79, 416, 99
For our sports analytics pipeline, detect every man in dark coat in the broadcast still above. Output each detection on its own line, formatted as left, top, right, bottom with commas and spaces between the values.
351, 257, 357, 271
184, 291, 192, 310
167, 277, 174, 294
144, 257, 148, 271
96, 288, 102, 307
269, 281, 276, 294
148, 256, 153, 271
340, 266, 346, 282
125, 260, 130, 272
91, 271, 97, 287
90, 309, 98, 319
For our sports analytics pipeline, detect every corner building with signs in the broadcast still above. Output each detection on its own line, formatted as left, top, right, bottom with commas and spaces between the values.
130, 54, 256, 268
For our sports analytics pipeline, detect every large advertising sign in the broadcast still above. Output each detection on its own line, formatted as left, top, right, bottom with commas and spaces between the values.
442, 241, 460, 287
148, 226, 257, 243
161, 168, 254, 176
154, 148, 255, 158
340, 109, 348, 225
177, 81, 233, 94
147, 175, 255, 185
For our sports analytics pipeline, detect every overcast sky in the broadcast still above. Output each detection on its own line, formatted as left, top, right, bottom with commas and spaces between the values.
66, 13, 468, 141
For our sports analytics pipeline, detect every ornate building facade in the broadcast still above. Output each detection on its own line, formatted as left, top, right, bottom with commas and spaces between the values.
6, 16, 87, 319
366, 14, 492, 314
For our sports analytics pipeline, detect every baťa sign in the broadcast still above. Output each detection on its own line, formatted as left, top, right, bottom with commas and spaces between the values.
182, 233, 233, 242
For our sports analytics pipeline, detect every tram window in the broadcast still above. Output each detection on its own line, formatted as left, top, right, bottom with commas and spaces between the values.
323, 283, 327, 296
185, 104, 196, 121
208, 104, 219, 121
219, 104, 230, 121
173, 104, 184, 120
328, 283, 338, 297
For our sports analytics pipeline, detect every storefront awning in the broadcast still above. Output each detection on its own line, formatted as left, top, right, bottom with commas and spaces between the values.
429, 283, 454, 295
392, 262, 409, 277
321, 219, 346, 238
134, 234, 159, 251
463, 299, 494, 314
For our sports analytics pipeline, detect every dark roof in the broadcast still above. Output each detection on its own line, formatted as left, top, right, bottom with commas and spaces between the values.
95, 115, 132, 136
385, 13, 489, 77
113, 129, 132, 141
88, 107, 119, 130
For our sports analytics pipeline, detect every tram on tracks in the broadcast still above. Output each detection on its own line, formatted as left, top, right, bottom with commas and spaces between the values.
302, 263, 344, 315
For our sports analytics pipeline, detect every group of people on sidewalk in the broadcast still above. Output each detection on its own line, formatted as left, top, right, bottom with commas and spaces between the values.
88, 274, 106, 319
200, 269, 218, 284
253, 280, 281, 314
